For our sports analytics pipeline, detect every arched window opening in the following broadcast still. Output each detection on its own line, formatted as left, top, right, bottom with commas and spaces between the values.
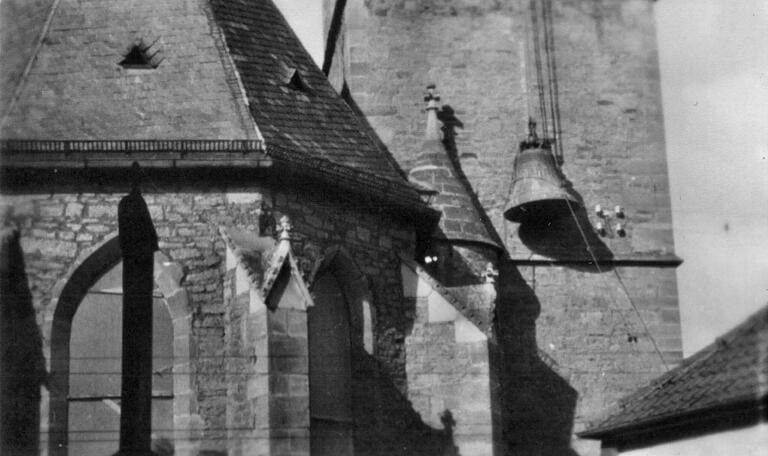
66, 261, 173, 456
308, 272, 354, 456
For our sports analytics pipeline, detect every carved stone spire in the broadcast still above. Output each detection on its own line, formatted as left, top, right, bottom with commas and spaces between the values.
408, 85, 504, 254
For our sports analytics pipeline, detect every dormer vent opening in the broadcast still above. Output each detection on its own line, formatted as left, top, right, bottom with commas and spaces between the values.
286, 68, 308, 92
119, 38, 163, 70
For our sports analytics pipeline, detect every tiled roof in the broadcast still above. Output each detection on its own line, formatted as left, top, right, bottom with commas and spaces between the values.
409, 137, 503, 250
0, 0, 430, 215
0, 0, 55, 116
581, 304, 768, 439
208, 0, 408, 185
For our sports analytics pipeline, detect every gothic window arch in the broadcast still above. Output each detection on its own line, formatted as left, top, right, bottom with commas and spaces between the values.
47, 235, 192, 456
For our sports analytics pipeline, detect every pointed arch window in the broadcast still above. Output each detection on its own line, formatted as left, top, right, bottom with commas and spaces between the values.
48, 236, 192, 456
66, 262, 173, 456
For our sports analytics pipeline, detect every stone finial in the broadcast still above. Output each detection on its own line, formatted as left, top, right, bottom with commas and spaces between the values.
278, 215, 292, 241
424, 84, 442, 141
258, 201, 276, 237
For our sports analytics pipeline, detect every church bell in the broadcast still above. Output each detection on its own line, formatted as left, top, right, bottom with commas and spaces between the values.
504, 120, 580, 223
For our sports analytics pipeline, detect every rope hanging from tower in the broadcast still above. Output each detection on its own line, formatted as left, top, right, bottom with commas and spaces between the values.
526, 0, 563, 165
516, 0, 671, 370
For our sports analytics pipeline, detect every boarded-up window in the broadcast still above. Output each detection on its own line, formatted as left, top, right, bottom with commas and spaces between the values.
308, 273, 353, 455
67, 262, 173, 455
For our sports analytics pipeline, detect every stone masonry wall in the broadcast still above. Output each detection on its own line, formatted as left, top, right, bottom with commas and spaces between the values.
520, 265, 680, 454
223, 245, 312, 456
402, 263, 496, 455
340, 0, 672, 259
0, 176, 425, 454
335, 1, 682, 454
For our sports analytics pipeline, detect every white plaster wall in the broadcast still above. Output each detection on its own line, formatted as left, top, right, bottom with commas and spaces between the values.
613, 423, 768, 456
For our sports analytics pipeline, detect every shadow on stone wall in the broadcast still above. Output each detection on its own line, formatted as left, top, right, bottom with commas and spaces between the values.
496, 261, 580, 455
422, 237, 488, 287
0, 228, 47, 456
352, 347, 460, 456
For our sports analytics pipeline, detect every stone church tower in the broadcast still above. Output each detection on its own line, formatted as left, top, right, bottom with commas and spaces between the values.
323, 0, 683, 453
0, 0, 682, 455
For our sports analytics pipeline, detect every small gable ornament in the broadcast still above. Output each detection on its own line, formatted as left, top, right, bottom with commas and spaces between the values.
278, 215, 292, 241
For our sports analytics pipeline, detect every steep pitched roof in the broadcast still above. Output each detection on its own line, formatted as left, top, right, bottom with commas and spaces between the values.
0, 0, 56, 116
208, 0, 408, 183
581, 304, 768, 441
0, 0, 430, 216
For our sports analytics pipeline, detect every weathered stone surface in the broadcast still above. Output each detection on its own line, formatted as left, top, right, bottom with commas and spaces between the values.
0, 1, 683, 455
336, 1, 682, 453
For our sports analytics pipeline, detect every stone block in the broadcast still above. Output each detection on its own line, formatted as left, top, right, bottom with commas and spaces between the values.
286, 310, 307, 337
269, 335, 308, 359
226, 192, 262, 205
64, 202, 84, 217
148, 205, 165, 220
268, 397, 309, 428
269, 354, 308, 375
21, 237, 77, 257
427, 291, 457, 323
248, 376, 269, 399
38, 203, 63, 218
454, 315, 486, 343
400, 263, 433, 298
236, 264, 251, 295
87, 204, 117, 219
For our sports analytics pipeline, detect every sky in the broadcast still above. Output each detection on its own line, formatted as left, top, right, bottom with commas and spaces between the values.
275, 0, 768, 356
655, 0, 768, 354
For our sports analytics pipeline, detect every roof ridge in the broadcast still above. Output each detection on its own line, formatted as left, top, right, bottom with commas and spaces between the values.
339, 81, 410, 181
200, 0, 263, 140
0, 0, 62, 128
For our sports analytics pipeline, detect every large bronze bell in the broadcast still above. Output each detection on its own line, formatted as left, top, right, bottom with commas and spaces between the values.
504, 122, 580, 223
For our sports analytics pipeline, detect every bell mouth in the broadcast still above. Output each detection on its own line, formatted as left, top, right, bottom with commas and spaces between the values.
504, 198, 577, 223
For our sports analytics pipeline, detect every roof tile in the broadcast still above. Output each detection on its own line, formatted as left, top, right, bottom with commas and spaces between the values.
582, 305, 768, 437
209, 0, 407, 185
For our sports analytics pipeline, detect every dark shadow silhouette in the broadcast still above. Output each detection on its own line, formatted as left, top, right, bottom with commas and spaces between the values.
0, 227, 47, 456
421, 238, 490, 287
310, 246, 460, 455
495, 260, 580, 456
352, 348, 460, 456
517, 199, 615, 272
